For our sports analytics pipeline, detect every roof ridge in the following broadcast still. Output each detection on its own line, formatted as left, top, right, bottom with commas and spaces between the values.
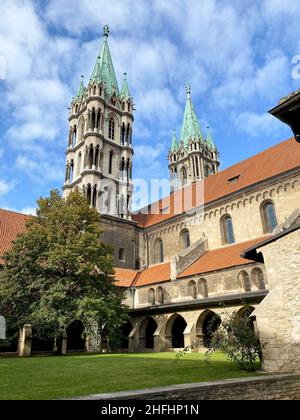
133, 136, 296, 219
0, 208, 31, 218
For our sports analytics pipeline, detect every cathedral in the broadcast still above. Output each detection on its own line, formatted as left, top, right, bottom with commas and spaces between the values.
1, 26, 300, 357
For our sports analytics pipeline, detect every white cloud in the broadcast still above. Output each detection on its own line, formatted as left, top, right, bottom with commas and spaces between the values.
233, 112, 282, 138
20, 207, 36, 216
0, 179, 14, 196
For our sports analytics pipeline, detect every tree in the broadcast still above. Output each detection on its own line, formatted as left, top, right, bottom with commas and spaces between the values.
0, 189, 129, 351
206, 308, 262, 372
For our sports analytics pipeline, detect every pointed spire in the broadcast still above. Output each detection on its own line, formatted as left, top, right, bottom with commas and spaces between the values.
120, 73, 130, 100
206, 126, 216, 150
90, 25, 119, 99
76, 75, 85, 100
170, 129, 178, 151
180, 84, 204, 147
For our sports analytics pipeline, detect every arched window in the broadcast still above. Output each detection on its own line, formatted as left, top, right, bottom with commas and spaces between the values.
109, 151, 114, 175
198, 278, 208, 298
119, 248, 125, 262
239, 271, 251, 292
252, 268, 266, 290
148, 289, 155, 306
153, 239, 164, 264
109, 118, 115, 140
181, 167, 188, 186
69, 160, 74, 183
261, 201, 278, 233
156, 287, 164, 305
220, 215, 235, 245
187, 280, 197, 299
92, 185, 97, 208
93, 85, 97, 95
180, 229, 191, 249
72, 125, 77, 147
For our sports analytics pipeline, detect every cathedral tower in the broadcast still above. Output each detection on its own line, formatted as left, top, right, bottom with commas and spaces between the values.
63, 25, 134, 220
169, 85, 220, 191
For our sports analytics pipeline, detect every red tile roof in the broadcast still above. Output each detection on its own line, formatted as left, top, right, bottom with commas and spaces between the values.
134, 262, 171, 287
0, 209, 30, 264
132, 138, 300, 228
114, 268, 138, 288
177, 237, 270, 279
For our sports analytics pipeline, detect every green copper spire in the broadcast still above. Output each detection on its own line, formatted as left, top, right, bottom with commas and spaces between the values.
90, 25, 120, 99
206, 126, 216, 150
170, 129, 178, 151
120, 73, 130, 100
76, 75, 85, 100
180, 84, 204, 147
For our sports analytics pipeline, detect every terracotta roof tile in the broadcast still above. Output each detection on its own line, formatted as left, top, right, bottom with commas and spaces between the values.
178, 237, 270, 279
134, 262, 171, 287
132, 138, 300, 228
0, 209, 30, 264
114, 268, 138, 288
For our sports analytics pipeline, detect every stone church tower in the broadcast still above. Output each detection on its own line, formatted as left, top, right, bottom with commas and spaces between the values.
63, 25, 134, 220
169, 85, 220, 191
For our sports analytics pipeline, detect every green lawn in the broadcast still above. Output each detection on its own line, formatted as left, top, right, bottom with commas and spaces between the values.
0, 352, 261, 400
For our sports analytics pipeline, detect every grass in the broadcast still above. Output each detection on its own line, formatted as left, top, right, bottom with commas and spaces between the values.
0, 352, 261, 400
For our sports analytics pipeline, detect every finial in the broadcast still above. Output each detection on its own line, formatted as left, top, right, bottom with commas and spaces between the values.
123, 72, 127, 79
186, 83, 191, 98
81, 75, 84, 82
103, 25, 110, 38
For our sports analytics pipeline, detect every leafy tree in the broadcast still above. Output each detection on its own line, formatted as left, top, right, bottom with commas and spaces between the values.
0, 189, 129, 351
206, 308, 262, 372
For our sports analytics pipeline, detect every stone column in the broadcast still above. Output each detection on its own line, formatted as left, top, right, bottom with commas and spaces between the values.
68, 128, 73, 148
19, 324, 32, 357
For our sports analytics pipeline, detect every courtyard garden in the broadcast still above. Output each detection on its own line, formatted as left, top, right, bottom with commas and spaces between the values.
0, 352, 261, 400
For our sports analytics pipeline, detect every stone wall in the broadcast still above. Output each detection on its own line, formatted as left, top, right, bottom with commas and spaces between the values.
254, 228, 300, 373
146, 173, 300, 263
68, 374, 300, 400
135, 263, 266, 309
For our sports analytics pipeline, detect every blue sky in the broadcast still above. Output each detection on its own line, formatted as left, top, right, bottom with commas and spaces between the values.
0, 0, 300, 214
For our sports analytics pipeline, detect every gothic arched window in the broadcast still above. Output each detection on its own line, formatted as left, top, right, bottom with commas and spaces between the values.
109, 118, 115, 140
180, 229, 191, 250
148, 289, 155, 305
252, 268, 266, 290
181, 167, 188, 186
239, 271, 251, 292
109, 151, 114, 175
198, 278, 208, 298
220, 215, 235, 245
187, 280, 197, 299
156, 287, 164, 305
119, 248, 125, 262
153, 239, 164, 264
260, 201, 278, 233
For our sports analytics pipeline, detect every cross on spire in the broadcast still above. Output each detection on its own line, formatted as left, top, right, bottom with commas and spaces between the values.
186, 83, 191, 98
103, 25, 110, 38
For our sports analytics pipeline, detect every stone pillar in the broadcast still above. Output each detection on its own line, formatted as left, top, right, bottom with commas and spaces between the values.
68, 128, 73, 148
19, 324, 32, 357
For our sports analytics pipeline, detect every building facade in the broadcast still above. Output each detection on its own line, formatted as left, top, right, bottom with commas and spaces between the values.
1, 27, 300, 358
